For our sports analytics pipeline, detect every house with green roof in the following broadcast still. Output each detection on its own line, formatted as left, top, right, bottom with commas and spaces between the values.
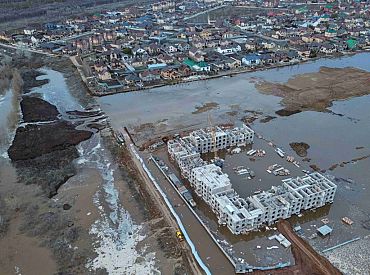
346, 39, 357, 50
183, 58, 210, 72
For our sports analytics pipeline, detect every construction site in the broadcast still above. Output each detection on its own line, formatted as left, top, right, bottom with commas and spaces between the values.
126, 120, 339, 272
167, 123, 337, 235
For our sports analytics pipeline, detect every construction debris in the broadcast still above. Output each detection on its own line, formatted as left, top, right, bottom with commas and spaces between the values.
321, 218, 330, 224
269, 234, 292, 248
267, 164, 290, 176
342, 217, 354, 225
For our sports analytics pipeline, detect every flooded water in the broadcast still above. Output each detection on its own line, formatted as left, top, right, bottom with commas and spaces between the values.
28, 68, 83, 114
99, 53, 370, 271
79, 135, 159, 274
99, 53, 370, 139
0, 89, 14, 157
0, 68, 160, 274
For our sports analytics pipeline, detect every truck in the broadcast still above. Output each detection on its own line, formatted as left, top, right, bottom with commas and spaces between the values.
176, 230, 184, 241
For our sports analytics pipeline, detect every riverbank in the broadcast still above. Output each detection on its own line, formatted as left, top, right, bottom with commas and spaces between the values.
0, 50, 195, 274
79, 50, 365, 97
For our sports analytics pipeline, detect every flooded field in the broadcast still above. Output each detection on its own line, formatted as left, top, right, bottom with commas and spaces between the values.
1, 67, 184, 274
99, 53, 370, 273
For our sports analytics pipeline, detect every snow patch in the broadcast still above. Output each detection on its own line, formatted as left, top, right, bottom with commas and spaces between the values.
77, 135, 159, 274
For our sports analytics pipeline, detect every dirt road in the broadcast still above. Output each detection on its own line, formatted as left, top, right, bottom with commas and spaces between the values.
277, 220, 341, 275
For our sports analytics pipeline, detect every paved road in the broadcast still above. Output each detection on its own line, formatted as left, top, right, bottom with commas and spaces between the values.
145, 157, 236, 275
0, 42, 56, 57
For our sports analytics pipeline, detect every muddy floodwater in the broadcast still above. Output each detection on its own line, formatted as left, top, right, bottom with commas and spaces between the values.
0, 68, 167, 274
99, 53, 370, 273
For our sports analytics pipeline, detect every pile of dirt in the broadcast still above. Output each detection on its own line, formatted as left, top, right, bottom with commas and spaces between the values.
256, 67, 370, 114
8, 120, 92, 161
66, 109, 103, 118
20, 96, 59, 122
290, 142, 310, 157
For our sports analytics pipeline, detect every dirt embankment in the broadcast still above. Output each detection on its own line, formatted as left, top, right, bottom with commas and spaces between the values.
276, 219, 342, 275
256, 67, 370, 115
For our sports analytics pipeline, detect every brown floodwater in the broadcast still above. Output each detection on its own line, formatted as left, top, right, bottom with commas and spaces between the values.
98, 53, 370, 272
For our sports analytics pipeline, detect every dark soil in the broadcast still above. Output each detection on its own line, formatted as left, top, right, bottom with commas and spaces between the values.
309, 164, 321, 172
8, 121, 92, 161
15, 146, 78, 197
21, 69, 49, 93
259, 115, 276, 123
66, 110, 102, 117
276, 109, 302, 117
20, 96, 59, 122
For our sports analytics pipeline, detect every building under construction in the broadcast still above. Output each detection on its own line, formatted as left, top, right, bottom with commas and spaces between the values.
168, 124, 337, 234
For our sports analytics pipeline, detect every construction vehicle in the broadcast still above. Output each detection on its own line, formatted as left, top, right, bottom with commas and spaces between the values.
176, 230, 184, 241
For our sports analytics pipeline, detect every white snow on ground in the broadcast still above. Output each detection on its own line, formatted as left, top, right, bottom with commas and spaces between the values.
78, 135, 159, 274
88, 208, 159, 275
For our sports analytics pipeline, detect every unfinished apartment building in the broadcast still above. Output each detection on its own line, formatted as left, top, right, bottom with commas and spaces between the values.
190, 165, 337, 234
168, 124, 254, 176
167, 124, 337, 235
189, 124, 255, 153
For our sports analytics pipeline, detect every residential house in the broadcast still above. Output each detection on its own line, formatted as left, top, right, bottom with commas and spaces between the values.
124, 74, 142, 85
189, 48, 206, 62
177, 42, 190, 52
163, 44, 177, 54
223, 57, 240, 69
139, 70, 161, 82
261, 41, 276, 50
296, 45, 311, 57
161, 69, 180, 80
216, 44, 241, 55
157, 53, 175, 64
258, 53, 274, 64
146, 43, 161, 55
191, 38, 206, 49
184, 58, 211, 72
325, 29, 337, 38
320, 43, 337, 54
242, 54, 261, 66
178, 65, 195, 77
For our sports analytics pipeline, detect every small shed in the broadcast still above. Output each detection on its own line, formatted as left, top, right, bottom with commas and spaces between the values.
317, 225, 333, 236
